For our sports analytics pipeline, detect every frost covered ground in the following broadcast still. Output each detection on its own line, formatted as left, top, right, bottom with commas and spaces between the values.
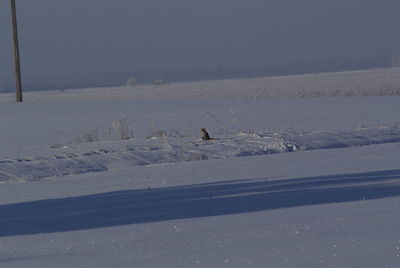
1, 70, 400, 267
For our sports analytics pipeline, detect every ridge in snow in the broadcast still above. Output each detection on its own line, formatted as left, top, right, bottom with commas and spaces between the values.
1, 126, 399, 183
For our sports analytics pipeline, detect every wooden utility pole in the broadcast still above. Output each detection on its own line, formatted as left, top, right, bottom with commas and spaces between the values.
10, 0, 23, 102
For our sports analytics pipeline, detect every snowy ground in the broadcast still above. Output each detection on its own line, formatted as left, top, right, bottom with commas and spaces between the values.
1, 70, 400, 267
1, 67, 400, 103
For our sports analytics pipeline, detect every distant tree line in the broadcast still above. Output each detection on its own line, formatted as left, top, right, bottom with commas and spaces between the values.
0, 54, 395, 92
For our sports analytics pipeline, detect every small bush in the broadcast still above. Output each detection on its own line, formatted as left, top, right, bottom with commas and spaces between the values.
111, 118, 133, 140
153, 79, 168, 86
74, 127, 98, 144
126, 77, 137, 86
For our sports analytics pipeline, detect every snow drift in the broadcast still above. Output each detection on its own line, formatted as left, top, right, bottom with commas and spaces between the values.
1, 126, 399, 183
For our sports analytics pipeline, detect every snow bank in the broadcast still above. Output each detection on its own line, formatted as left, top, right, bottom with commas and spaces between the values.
1, 126, 399, 183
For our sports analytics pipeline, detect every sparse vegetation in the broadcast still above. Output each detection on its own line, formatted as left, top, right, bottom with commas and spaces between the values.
110, 118, 133, 140
74, 127, 98, 144
126, 77, 137, 86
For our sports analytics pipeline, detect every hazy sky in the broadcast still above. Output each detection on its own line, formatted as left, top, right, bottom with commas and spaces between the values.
1, 0, 400, 78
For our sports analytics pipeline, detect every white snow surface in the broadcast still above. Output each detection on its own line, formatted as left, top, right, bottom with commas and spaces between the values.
1, 126, 400, 184
2, 67, 400, 102
1, 70, 400, 267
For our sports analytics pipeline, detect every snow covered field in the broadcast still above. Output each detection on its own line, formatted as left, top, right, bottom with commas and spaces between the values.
1, 70, 400, 267
1, 67, 400, 102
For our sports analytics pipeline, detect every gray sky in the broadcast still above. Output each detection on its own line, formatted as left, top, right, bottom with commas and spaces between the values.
1, 0, 400, 78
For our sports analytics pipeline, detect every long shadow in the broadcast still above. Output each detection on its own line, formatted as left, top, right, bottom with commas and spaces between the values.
1, 169, 400, 237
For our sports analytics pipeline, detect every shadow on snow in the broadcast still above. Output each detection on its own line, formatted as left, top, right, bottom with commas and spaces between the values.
1, 169, 400, 237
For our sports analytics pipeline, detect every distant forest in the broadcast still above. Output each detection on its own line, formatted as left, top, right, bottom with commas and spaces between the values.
0, 54, 397, 92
